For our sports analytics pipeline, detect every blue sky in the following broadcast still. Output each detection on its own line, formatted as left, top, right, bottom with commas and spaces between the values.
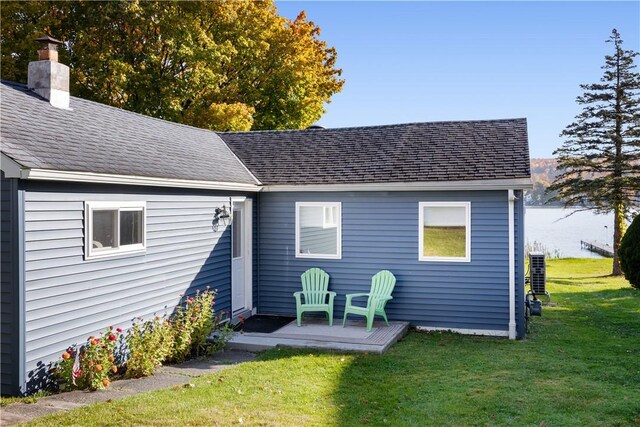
276, 1, 640, 158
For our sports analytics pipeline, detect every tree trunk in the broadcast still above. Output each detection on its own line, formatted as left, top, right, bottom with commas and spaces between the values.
612, 202, 625, 276
611, 39, 624, 277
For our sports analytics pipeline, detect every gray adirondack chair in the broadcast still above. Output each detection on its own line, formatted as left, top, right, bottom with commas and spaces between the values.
294, 268, 336, 326
342, 270, 396, 332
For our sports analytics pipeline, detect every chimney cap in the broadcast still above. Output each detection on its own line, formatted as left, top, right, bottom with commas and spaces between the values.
35, 35, 63, 45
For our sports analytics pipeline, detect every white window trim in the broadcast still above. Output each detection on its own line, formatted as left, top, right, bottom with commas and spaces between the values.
295, 201, 342, 260
84, 201, 147, 260
418, 201, 471, 263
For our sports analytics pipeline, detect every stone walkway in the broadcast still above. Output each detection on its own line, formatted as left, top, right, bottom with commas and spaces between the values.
1, 350, 255, 426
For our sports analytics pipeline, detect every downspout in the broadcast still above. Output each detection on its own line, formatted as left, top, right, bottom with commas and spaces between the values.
508, 190, 516, 340
17, 186, 26, 394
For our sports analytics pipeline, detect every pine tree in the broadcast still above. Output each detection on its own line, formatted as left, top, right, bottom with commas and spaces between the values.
548, 29, 640, 275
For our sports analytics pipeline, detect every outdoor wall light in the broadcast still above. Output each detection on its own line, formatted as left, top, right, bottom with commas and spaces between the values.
213, 205, 231, 232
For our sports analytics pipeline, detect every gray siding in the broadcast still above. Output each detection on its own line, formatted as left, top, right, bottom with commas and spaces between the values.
21, 184, 243, 386
257, 190, 522, 333
1, 172, 22, 395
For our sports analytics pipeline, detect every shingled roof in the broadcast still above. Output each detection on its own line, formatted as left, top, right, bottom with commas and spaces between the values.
2, 80, 530, 189
0, 81, 259, 186
219, 119, 531, 186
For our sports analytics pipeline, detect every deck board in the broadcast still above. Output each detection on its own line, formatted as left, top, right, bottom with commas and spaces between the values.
228, 319, 409, 353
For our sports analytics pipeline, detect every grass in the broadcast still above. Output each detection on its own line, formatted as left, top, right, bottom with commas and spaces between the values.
0, 391, 50, 407
24, 259, 640, 426
423, 226, 466, 257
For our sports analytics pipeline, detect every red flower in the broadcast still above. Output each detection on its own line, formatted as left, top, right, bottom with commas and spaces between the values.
116, 327, 122, 333
108, 334, 116, 341
90, 339, 99, 346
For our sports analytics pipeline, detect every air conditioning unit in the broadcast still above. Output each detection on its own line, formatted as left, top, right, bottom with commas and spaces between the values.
527, 252, 550, 304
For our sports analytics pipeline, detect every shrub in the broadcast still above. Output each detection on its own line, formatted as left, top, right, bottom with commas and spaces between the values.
125, 316, 175, 378
56, 326, 121, 391
619, 214, 640, 289
54, 286, 233, 390
167, 288, 230, 363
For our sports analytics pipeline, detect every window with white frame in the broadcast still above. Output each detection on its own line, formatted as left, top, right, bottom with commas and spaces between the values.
296, 202, 341, 259
419, 202, 471, 262
85, 201, 146, 259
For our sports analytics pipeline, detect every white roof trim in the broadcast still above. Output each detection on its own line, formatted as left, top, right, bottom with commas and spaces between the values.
20, 168, 261, 192
3, 157, 532, 193
262, 178, 533, 192
1, 153, 25, 178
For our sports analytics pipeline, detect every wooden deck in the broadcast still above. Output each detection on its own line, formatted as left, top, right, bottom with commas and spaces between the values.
228, 318, 410, 354
581, 240, 613, 257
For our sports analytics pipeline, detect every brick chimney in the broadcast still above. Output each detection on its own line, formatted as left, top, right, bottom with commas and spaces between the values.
27, 35, 70, 109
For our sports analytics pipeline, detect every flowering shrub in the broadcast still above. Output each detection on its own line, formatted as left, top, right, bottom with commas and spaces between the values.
54, 286, 232, 391
168, 288, 228, 363
56, 326, 121, 391
125, 316, 174, 378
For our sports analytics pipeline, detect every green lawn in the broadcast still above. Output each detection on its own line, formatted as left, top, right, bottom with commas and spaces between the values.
423, 226, 466, 257
26, 259, 640, 426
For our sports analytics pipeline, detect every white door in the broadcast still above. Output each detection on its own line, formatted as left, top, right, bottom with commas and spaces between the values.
231, 200, 252, 314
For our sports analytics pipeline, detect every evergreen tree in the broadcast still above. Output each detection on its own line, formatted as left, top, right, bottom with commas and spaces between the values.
548, 29, 640, 275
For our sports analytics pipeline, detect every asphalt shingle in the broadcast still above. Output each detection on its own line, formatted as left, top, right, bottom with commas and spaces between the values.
0, 81, 258, 185
219, 119, 531, 185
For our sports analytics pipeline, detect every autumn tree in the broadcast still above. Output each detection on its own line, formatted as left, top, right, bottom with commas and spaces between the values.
548, 29, 640, 275
0, 1, 344, 131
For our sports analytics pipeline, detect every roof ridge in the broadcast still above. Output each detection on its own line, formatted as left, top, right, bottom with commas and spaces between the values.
218, 118, 527, 135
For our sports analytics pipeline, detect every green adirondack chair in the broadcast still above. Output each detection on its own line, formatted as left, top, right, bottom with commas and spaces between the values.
294, 268, 336, 326
343, 270, 396, 332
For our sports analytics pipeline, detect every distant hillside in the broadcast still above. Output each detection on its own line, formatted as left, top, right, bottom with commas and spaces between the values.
526, 158, 562, 206
530, 158, 559, 186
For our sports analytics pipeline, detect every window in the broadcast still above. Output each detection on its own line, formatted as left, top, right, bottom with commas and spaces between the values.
323, 205, 339, 228
232, 207, 243, 259
85, 201, 146, 259
296, 202, 341, 259
419, 202, 471, 262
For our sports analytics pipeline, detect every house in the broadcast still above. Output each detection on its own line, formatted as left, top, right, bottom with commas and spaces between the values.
0, 44, 531, 395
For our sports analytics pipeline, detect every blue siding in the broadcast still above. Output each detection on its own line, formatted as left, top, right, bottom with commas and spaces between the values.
20, 182, 251, 391
1, 172, 22, 395
257, 190, 522, 333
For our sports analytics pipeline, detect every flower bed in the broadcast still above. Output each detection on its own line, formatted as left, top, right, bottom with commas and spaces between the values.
54, 288, 232, 391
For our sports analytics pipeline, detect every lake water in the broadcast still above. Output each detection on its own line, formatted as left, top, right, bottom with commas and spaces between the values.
525, 207, 614, 258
